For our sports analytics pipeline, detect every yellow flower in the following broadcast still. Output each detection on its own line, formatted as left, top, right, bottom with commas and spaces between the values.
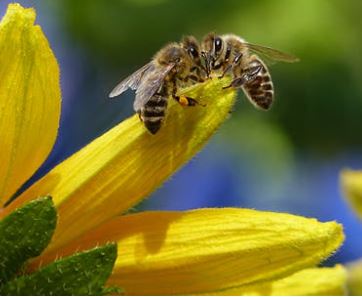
0, 3, 60, 206
340, 169, 362, 219
347, 260, 362, 295
0, 3, 345, 295
199, 265, 347, 296
340, 171, 362, 294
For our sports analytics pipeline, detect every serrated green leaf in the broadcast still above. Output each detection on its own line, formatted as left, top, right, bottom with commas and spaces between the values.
102, 285, 124, 295
0, 243, 118, 296
0, 196, 56, 284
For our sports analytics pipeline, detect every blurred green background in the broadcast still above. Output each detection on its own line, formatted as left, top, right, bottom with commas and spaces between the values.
2, 0, 362, 265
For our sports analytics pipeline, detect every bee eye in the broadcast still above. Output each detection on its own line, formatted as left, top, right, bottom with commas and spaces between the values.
214, 37, 222, 53
189, 47, 199, 58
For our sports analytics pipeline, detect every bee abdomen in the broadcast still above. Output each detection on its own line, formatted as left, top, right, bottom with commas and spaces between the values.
243, 58, 274, 110
143, 106, 166, 117
141, 95, 168, 134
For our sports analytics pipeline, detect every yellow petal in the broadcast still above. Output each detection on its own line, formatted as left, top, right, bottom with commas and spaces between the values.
30, 208, 344, 295
4, 78, 236, 252
201, 266, 347, 296
347, 259, 362, 295
340, 169, 362, 218
0, 4, 61, 206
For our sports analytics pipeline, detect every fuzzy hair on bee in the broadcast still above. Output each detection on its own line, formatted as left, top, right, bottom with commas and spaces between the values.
109, 36, 207, 134
109, 33, 298, 134
201, 32, 299, 110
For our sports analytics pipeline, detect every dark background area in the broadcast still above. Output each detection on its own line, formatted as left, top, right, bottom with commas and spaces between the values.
2, 0, 362, 265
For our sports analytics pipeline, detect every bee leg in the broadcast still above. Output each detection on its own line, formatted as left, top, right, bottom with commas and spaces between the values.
223, 65, 262, 89
189, 67, 206, 82
218, 64, 232, 79
185, 97, 206, 106
137, 111, 143, 121
195, 67, 206, 82
185, 74, 204, 83
222, 77, 246, 89
173, 94, 206, 107
233, 53, 243, 65
219, 53, 243, 80
199, 65, 209, 80
172, 83, 205, 107
171, 78, 206, 107
180, 69, 201, 83
213, 62, 223, 71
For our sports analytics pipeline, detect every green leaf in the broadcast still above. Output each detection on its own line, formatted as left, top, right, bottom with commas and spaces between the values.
0, 243, 118, 296
0, 196, 56, 284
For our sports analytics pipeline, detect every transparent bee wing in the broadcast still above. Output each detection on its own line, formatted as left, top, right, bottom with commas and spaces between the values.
244, 42, 300, 63
108, 62, 155, 98
133, 63, 175, 112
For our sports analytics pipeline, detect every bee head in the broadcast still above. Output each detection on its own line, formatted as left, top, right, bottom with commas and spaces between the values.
181, 36, 201, 61
181, 35, 208, 77
201, 32, 224, 74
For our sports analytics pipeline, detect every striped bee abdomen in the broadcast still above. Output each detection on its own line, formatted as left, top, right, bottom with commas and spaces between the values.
242, 57, 274, 110
140, 94, 168, 134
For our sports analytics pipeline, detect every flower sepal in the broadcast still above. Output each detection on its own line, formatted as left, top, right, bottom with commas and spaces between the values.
0, 197, 119, 295
0, 196, 56, 284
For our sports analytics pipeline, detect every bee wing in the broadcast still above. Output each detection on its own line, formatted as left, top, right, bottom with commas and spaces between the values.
133, 63, 175, 112
244, 42, 300, 63
108, 62, 155, 98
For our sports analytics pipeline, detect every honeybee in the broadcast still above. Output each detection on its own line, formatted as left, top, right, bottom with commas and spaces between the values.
201, 33, 299, 110
109, 36, 206, 134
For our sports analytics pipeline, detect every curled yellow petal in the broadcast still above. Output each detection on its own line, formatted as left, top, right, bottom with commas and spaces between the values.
202, 266, 347, 296
340, 169, 362, 218
31, 208, 344, 295
0, 3, 61, 206
347, 259, 362, 295
4, 78, 236, 253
